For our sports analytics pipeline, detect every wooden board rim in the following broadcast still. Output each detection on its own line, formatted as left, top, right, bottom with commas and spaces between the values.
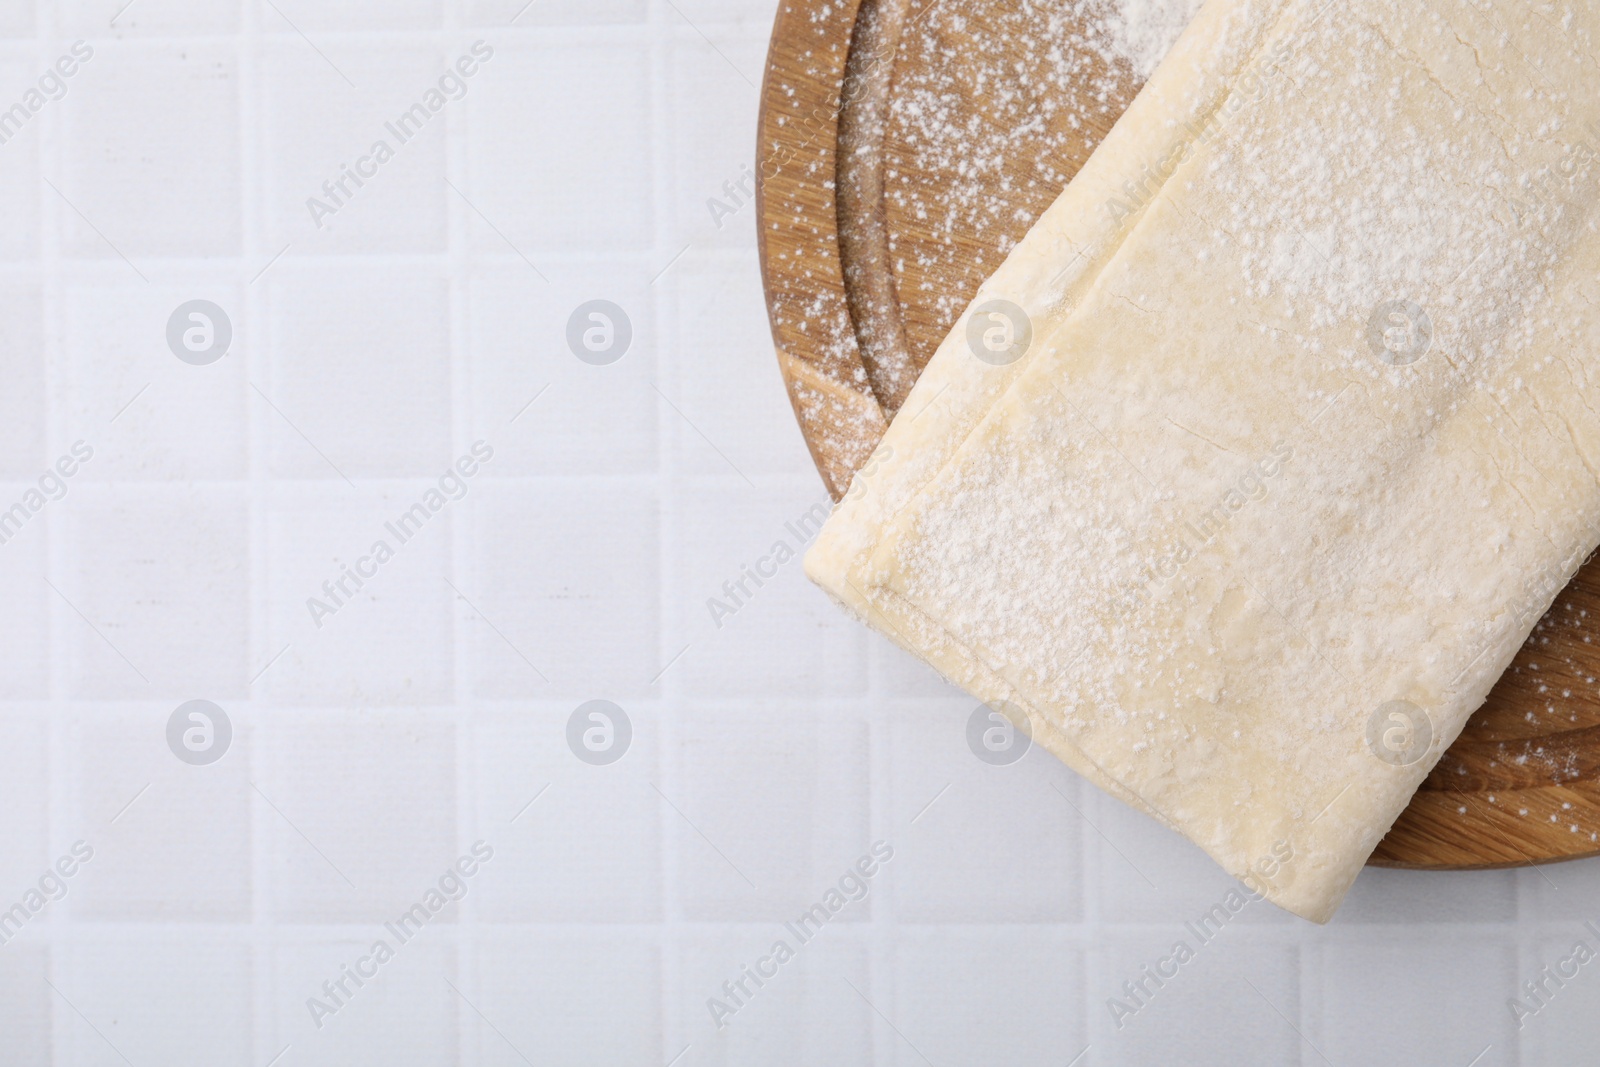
755, 0, 1600, 873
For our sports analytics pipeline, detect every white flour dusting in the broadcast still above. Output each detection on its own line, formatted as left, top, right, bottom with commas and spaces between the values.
1104, 0, 1209, 78
870, 0, 1208, 408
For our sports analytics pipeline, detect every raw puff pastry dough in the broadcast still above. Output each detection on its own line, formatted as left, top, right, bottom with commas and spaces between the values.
806, 0, 1600, 920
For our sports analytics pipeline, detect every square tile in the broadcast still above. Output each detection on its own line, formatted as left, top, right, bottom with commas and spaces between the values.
1516, 928, 1600, 1064
55, 934, 252, 1066
1521, 854, 1600, 921
669, 29, 766, 248
471, 930, 659, 1066
667, 254, 814, 478
0, 60, 42, 257
679, 929, 870, 1066
673, 707, 870, 922
263, 488, 456, 705
889, 700, 1083, 923
472, 707, 663, 923
1317, 940, 1516, 1065
1093, 937, 1298, 1065
0, 278, 44, 475
0, 712, 48, 895
61, 0, 240, 34
264, 268, 452, 479
0, 945, 49, 1065
468, 481, 658, 699
271, 936, 457, 1064
893, 929, 1085, 1067
467, 263, 657, 475
62, 279, 248, 481
672, 483, 867, 697
465, 39, 653, 253
672, 0, 784, 31
459, 0, 647, 24
61, 485, 250, 700
1332, 865, 1518, 924
1092, 790, 1292, 926
255, 712, 457, 923
0, 7, 33, 35
72, 710, 252, 921
262, 0, 443, 31
261, 42, 451, 253
0, 513, 49, 698
58, 43, 241, 258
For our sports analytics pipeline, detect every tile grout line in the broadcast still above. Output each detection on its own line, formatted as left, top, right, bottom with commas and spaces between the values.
38, 2, 68, 1059
238, 1, 278, 1060
442, 5, 477, 1059
648, 3, 685, 1063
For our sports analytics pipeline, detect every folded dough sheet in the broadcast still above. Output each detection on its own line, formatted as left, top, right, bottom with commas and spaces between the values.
806, 0, 1600, 920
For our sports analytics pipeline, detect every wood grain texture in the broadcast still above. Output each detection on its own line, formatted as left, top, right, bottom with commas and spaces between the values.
755, 0, 885, 501
756, 0, 1600, 870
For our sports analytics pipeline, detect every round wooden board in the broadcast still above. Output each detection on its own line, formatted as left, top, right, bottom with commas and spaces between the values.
756, 0, 1600, 870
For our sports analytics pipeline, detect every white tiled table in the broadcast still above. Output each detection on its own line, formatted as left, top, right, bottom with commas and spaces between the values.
0, 0, 1595, 1063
